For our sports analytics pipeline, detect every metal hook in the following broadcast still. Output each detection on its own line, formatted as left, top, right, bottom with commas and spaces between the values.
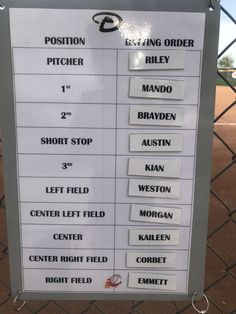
13, 291, 26, 312
209, 0, 215, 11
0, 3, 5, 10
192, 292, 209, 314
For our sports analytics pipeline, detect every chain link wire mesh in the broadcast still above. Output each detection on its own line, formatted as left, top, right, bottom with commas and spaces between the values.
0, 4, 235, 314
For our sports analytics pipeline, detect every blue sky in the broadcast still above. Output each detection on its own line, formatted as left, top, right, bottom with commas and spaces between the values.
219, 0, 236, 65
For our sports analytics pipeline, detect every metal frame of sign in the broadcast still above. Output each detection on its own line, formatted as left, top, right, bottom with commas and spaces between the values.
0, 0, 220, 301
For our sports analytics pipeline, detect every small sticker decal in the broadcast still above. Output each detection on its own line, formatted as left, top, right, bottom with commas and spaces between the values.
105, 274, 122, 288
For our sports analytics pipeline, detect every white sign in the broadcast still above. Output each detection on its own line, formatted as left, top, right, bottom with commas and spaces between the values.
8, 7, 205, 295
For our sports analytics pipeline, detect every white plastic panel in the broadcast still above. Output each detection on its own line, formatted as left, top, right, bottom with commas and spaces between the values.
4, 6, 210, 298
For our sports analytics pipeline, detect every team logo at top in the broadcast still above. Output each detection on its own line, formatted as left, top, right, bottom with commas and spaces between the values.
92, 12, 123, 32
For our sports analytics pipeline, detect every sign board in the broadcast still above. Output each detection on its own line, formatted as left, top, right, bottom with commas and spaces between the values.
0, 0, 220, 301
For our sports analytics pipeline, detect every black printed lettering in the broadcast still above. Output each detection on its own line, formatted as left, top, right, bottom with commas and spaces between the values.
30, 210, 60, 217
164, 38, 194, 47
53, 234, 83, 240
145, 164, 165, 172
45, 37, 86, 46
29, 255, 58, 262
137, 112, 176, 121
142, 85, 172, 93
71, 277, 92, 284
125, 38, 161, 46
138, 233, 171, 241
138, 277, 168, 286
139, 210, 173, 219
45, 277, 68, 284
138, 185, 171, 193
141, 139, 171, 147
145, 56, 170, 64
136, 256, 167, 264
47, 58, 84, 66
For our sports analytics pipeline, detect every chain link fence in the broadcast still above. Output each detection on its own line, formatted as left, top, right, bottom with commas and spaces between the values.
0, 3, 235, 314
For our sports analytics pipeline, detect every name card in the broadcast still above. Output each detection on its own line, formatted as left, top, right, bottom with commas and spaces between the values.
129, 179, 181, 199
129, 229, 180, 246
127, 252, 177, 268
129, 50, 185, 70
130, 106, 184, 126
129, 78, 185, 100
128, 272, 177, 290
130, 204, 181, 225
130, 134, 183, 152
128, 158, 181, 178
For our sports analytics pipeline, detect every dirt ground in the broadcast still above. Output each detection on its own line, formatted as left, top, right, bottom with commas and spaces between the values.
215, 86, 236, 123
212, 86, 236, 209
